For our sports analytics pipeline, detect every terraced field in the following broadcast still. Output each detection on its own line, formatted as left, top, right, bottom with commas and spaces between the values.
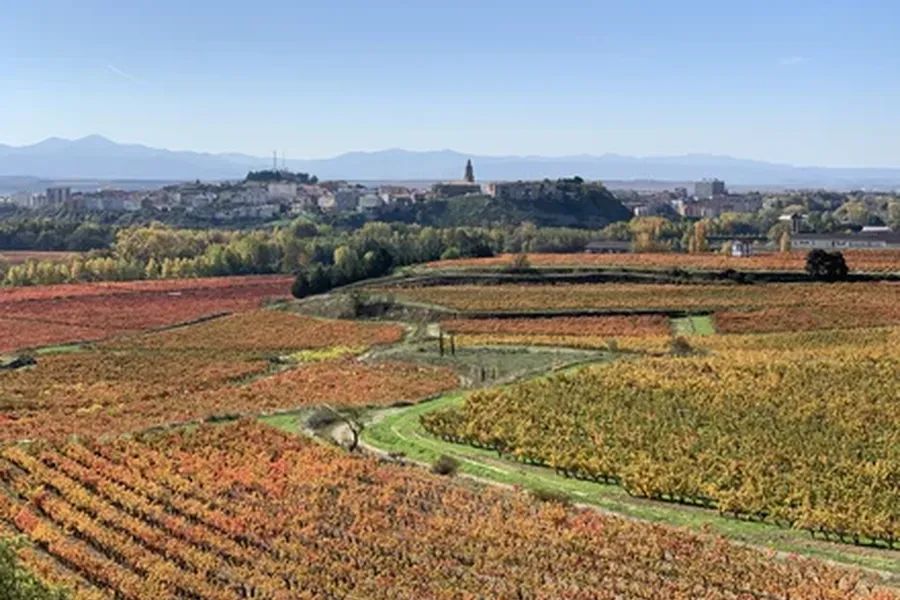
2, 272, 899, 598
0, 310, 448, 442
424, 250, 900, 273
390, 281, 900, 333
0, 275, 294, 353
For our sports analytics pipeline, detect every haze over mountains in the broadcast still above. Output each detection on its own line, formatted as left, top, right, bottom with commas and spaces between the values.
3, 135, 900, 189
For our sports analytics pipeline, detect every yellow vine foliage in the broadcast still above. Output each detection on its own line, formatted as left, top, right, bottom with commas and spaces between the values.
425, 326, 900, 545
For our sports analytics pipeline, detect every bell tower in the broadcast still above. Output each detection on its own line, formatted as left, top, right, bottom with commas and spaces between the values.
463, 159, 475, 183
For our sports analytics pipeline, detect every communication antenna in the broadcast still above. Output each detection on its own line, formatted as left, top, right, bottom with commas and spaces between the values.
272, 150, 277, 171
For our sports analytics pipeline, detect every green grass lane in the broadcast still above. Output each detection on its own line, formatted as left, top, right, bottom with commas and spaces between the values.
259, 411, 308, 434
671, 314, 716, 336
361, 391, 900, 580
31, 343, 84, 356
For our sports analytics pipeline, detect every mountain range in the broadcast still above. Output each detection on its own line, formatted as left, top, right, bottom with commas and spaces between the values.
3, 135, 900, 189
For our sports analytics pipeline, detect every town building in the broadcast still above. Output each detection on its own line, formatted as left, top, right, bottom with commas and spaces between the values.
694, 179, 726, 200
319, 188, 360, 212
357, 193, 385, 212
674, 194, 763, 218
432, 160, 482, 198
484, 181, 545, 201
730, 240, 753, 257
778, 213, 805, 234
46, 186, 71, 205
267, 182, 298, 202
10, 192, 44, 209
792, 230, 900, 250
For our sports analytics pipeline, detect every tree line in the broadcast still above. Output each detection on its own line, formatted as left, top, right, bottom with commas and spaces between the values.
0, 219, 114, 252
0, 215, 860, 287
0, 221, 599, 287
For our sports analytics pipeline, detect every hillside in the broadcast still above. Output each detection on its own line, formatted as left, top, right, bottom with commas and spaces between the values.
379, 180, 631, 228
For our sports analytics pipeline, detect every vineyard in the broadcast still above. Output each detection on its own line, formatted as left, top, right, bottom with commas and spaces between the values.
0, 275, 293, 353
452, 332, 671, 353
114, 309, 404, 353
0, 310, 446, 442
423, 327, 900, 546
425, 250, 900, 273
392, 281, 900, 333
0, 420, 892, 599
2, 267, 899, 596
441, 314, 670, 337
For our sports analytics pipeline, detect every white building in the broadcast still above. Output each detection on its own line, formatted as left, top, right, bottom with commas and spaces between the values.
267, 182, 298, 201
358, 193, 385, 212
10, 191, 52, 209
319, 188, 360, 212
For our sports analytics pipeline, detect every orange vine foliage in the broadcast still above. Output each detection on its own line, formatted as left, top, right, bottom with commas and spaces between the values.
0, 421, 891, 599
0, 311, 422, 442
425, 250, 900, 273
394, 281, 900, 333
114, 309, 404, 353
441, 314, 670, 337
209, 358, 458, 408
0, 275, 293, 353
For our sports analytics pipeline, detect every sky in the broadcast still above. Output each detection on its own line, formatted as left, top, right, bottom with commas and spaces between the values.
2, 0, 900, 167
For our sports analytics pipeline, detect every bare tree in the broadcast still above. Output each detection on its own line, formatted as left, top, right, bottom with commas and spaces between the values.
322, 404, 364, 452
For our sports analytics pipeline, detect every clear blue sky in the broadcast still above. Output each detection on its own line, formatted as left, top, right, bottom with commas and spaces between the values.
3, 0, 899, 166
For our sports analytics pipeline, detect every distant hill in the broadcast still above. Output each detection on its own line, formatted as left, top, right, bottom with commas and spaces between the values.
3, 135, 900, 188
0, 136, 267, 181
376, 179, 632, 229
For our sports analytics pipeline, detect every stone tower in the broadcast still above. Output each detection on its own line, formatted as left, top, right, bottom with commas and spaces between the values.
464, 159, 475, 183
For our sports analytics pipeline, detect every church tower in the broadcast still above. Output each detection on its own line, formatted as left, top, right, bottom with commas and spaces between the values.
464, 159, 475, 183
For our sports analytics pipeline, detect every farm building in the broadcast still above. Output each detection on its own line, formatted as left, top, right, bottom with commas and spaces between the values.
793, 230, 900, 250
585, 240, 631, 254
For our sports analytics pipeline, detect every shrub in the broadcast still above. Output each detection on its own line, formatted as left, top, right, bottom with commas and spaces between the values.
805, 250, 848, 281
0, 355, 36, 370
530, 488, 572, 506
440, 246, 461, 260
670, 336, 694, 356
721, 268, 747, 283
506, 253, 532, 272
306, 409, 341, 430
431, 455, 460, 476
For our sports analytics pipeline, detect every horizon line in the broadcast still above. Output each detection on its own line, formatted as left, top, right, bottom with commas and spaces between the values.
4, 134, 900, 171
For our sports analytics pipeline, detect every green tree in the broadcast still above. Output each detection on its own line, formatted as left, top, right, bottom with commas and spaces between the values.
291, 272, 311, 298
306, 264, 331, 294
834, 201, 869, 226
362, 248, 393, 278
887, 200, 900, 229
332, 245, 361, 285
65, 222, 113, 251
144, 257, 161, 279
440, 246, 461, 260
